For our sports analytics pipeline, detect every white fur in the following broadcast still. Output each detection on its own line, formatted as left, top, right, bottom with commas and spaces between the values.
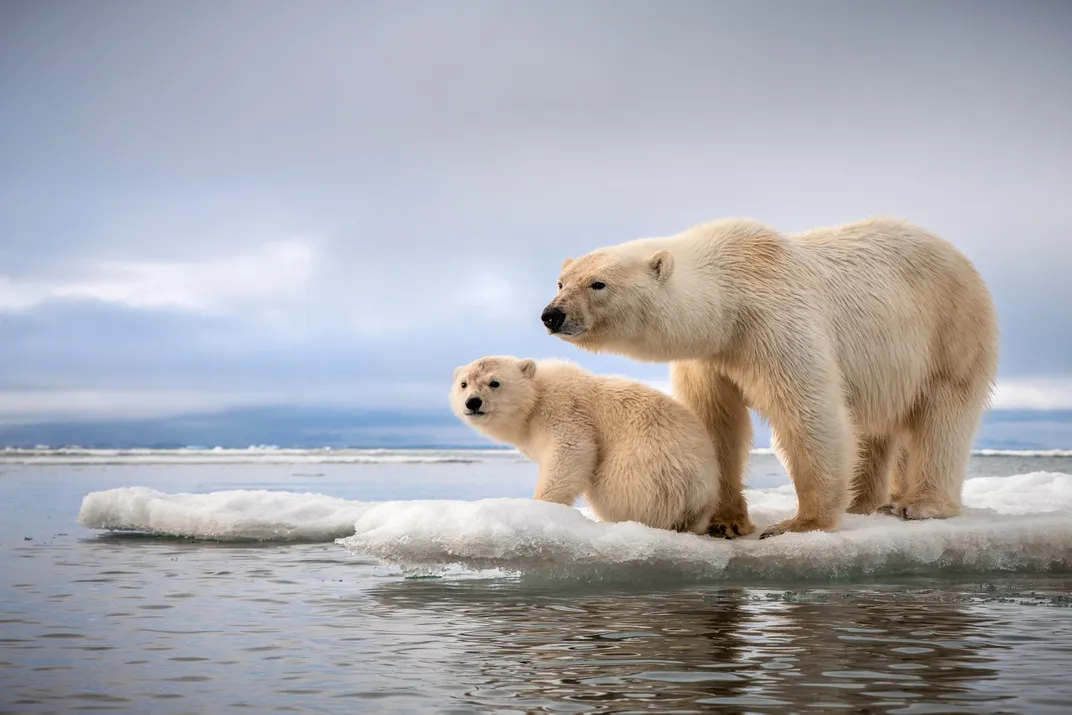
449, 356, 725, 535
545, 217, 999, 538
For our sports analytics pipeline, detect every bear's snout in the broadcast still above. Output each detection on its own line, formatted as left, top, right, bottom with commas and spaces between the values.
464, 396, 484, 413
541, 306, 566, 333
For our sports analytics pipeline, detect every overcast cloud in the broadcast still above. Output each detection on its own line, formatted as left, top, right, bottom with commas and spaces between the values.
1, 0, 1070, 425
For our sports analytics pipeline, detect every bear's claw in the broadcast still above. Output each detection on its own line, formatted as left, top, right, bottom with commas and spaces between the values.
877, 501, 959, 520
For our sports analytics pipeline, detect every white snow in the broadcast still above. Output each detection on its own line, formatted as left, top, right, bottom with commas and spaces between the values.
77, 472, 1072, 581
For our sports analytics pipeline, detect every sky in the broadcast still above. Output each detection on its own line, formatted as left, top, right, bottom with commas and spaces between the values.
1, 1, 1071, 446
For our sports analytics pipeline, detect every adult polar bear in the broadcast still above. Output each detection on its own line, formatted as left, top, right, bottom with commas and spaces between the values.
541, 217, 999, 539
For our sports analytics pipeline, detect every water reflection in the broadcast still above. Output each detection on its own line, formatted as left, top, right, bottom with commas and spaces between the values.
364, 581, 1032, 712
3, 534, 1071, 713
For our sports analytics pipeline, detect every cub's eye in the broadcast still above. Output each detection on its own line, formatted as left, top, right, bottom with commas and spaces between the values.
489, 380, 500, 389
460, 381, 467, 389
557, 281, 563, 290
590, 281, 606, 290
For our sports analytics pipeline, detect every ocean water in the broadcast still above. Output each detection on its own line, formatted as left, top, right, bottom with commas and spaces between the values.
2, 449, 1071, 714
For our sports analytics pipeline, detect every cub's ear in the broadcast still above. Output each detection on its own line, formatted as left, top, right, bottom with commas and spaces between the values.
648, 250, 674, 282
453, 365, 464, 381
518, 359, 537, 378
561, 257, 575, 272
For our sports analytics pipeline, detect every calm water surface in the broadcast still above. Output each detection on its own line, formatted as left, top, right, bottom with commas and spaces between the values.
2, 454, 1071, 714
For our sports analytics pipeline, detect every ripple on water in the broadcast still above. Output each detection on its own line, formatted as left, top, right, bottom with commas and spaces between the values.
632, 670, 745, 682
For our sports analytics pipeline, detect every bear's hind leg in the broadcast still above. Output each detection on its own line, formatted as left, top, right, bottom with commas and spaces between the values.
876, 443, 910, 515
671, 362, 756, 538
886, 380, 980, 520
847, 433, 903, 514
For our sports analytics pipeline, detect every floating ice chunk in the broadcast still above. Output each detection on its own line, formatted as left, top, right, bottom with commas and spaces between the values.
338, 472, 1072, 581
338, 488, 1072, 582
340, 497, 734, 579
77, 473, 1072, 582
77, 486, 370, 542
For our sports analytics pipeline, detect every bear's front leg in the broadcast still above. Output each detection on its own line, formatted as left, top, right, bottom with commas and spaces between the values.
756, 348, 856, 539
532, 436, 595, 508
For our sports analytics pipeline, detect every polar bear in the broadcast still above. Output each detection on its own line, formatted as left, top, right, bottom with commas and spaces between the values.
541, 217, 999, 539
449, 356, 728, 535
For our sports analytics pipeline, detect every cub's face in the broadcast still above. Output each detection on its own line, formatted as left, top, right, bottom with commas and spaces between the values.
541, 248, 674, 351
449, 357, 537, 429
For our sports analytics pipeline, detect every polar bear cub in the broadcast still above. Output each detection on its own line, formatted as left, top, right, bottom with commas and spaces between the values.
450, 356, 725, 535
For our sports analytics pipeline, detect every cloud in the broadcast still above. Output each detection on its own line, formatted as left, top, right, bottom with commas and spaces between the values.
5, 372, 1071, 428
646, 377, 1072, 413
0, 388, 268, 424
0, 240, 314, 314
991, 377, 1072, 411
0, 382, 448, 426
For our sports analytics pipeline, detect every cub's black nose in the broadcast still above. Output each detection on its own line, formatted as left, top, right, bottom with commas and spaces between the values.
541, 306, 566, 332
465, 396, 483, 412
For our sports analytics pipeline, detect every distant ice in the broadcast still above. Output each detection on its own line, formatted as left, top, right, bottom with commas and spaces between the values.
4, 447, 520, 465
78, 472, 1072, 582
973, 449, 1072, 458
10, 446, 1071, 464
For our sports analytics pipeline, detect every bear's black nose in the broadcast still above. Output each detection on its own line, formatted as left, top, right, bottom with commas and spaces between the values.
465, 396, 483, 412
541, 306, 566, 332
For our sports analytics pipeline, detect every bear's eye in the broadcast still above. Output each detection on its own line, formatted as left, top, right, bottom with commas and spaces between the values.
460, 381, 467, 389
489, 380, 500, 389
557, 281, 563, 290
590, 281, 606, 290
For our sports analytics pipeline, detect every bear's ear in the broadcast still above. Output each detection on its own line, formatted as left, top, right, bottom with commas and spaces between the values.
648, 250, 674, 282
453, 365, 464, 381
561, 257, 575, 272
518, 359, 537, 378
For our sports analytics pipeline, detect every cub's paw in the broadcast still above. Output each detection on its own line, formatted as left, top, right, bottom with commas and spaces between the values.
759, 516, 832, 540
